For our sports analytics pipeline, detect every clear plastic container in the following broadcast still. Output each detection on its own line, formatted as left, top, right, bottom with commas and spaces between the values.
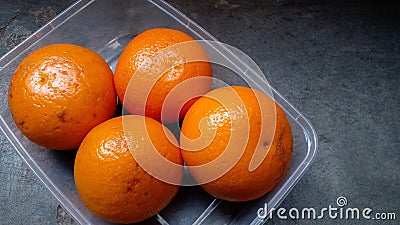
0, 0, 318, 224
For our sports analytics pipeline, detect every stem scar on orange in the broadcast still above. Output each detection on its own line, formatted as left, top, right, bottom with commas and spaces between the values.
8, 43, 117, 150
114, 28, 212, 123
180, 86, 293, 202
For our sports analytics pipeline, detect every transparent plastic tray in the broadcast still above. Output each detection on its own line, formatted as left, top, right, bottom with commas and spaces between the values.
0, 0, 318, 224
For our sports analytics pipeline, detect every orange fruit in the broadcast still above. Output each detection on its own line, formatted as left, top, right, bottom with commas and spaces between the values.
114, 28, 212, 123
74, 115, 183, 224
8, 43, 116, 150
180, 86, 293, 202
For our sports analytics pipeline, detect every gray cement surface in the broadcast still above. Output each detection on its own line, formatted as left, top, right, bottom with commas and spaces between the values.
0, 0, 399, 224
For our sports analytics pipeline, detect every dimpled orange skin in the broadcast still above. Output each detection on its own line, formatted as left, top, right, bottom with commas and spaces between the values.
114, 28, 212, 123
7, 44, 116, 150
180, 86, 293, 202
74, 116, 183, 224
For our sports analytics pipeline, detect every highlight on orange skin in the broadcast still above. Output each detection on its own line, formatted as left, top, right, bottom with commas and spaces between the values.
74, 115, 183, 223
114, 28, 212, 123
180, 86, 293, 202
8, 43, 117, 150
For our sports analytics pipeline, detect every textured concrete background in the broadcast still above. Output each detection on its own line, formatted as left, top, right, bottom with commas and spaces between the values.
0, 0, 399, 224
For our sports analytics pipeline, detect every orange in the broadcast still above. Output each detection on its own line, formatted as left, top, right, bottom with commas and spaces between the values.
74, 115, 183, 224
180, 86, 293, 202
114, 28, 212, 123
8, 43, 116, 150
